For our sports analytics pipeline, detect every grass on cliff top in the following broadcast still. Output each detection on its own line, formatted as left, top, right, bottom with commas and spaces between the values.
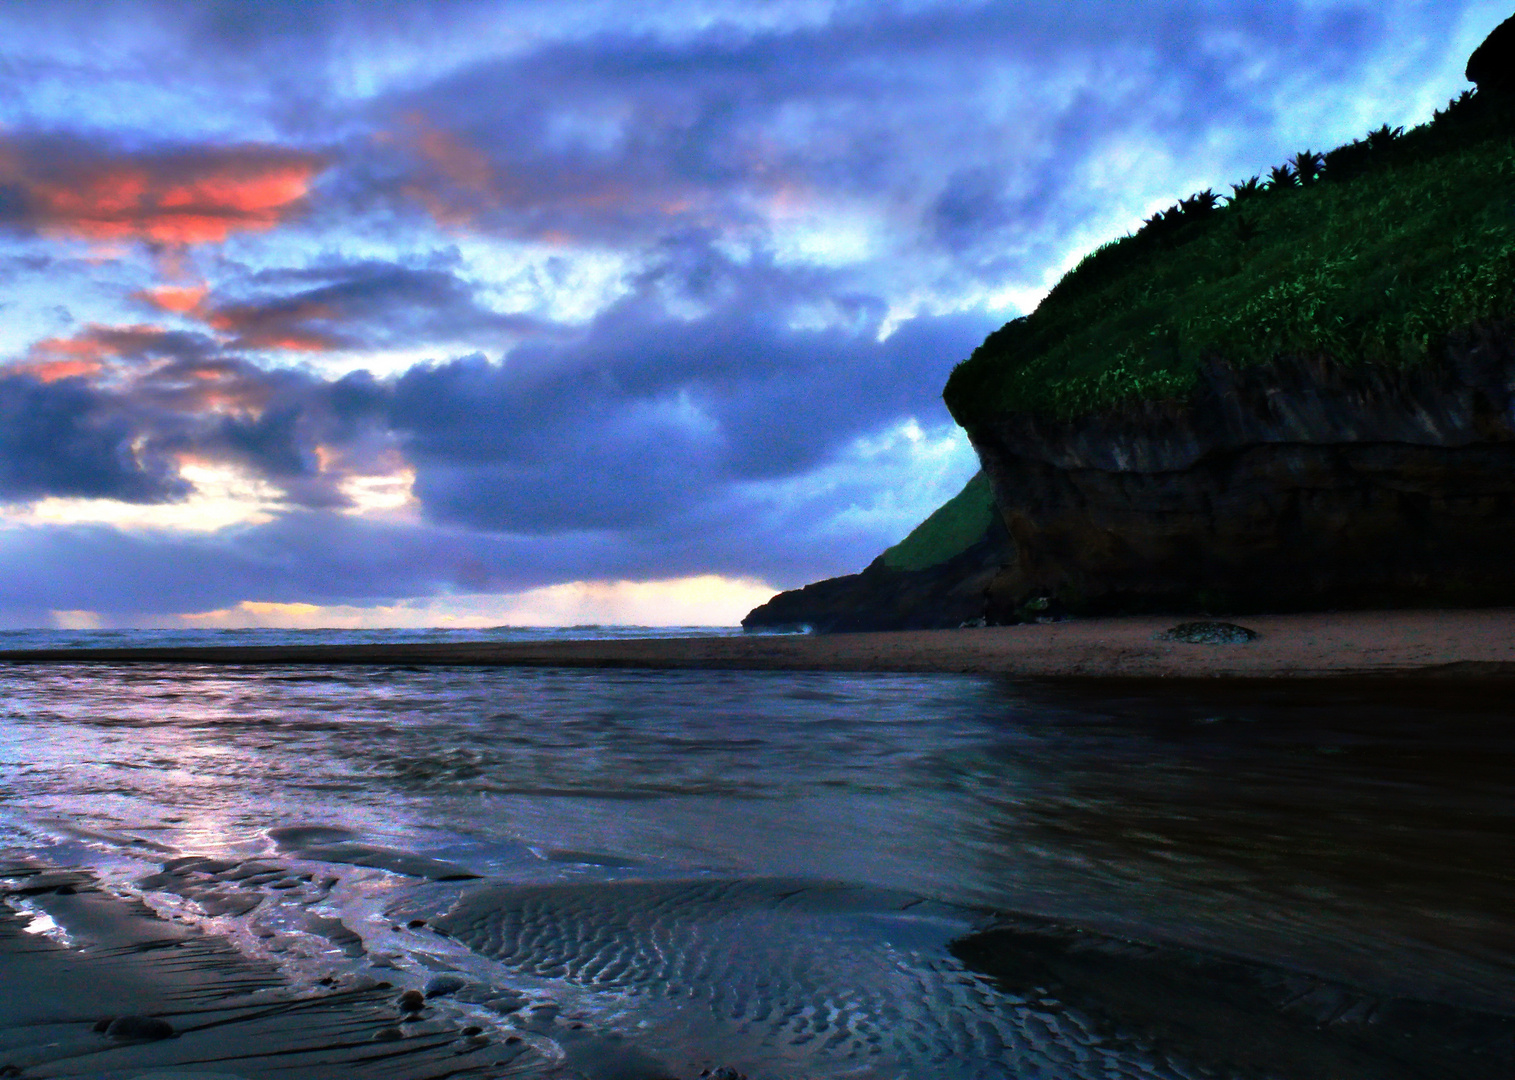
880, 471, 995, 571
943, 91, 1515, 428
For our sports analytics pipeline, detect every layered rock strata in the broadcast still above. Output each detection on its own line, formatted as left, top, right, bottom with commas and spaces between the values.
968, 320, 1515, 620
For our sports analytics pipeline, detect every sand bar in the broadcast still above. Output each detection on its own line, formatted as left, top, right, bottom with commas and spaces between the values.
2, 608, 1514, 679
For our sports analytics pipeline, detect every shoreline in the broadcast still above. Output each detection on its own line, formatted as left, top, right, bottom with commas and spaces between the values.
0, 861, 552, 1078
2, 608, 1514, 679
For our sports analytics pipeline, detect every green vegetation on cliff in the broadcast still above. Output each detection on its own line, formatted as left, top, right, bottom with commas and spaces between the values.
944, 91, 1515, 427
880, 471, 995, 571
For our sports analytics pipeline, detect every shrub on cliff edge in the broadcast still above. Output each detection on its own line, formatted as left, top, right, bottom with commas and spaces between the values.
944, 90, 1515, 427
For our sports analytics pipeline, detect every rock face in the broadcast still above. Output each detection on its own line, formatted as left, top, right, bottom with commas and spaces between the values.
742, 512, 1014, 633
969, 320, 1515, 620
1467, 13, 1515, 95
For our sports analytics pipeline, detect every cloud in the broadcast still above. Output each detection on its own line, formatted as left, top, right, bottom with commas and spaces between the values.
0, 1, 1497, 626
0, 136, 326, 246
345, 1, 1406, 270
135, 284, 210, 315
0, 372, 189, 502
0, 322, 396, 510
0, 418, 969, 618
172, 574, 775, 629
201, 259, 551, 354
389, 237, 996, 533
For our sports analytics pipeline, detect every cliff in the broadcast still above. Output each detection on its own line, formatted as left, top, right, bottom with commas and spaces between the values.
948, 20, 1515, 621
746, 15, 1515, 632
971, 326, 1515, 619
742, 472, 1014, 632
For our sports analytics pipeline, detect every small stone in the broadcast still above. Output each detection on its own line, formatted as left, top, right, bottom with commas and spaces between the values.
424, 974, 466, 998
104, 1016, 175, 1042
461, 1025, 483, 1037
397, 989, 426, 1013
1156, 621, 1258, 644
372, 1026, 404, 1042
407, 918, 427, 928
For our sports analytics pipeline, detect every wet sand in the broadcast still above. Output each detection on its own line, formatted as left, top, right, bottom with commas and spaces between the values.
6, 861, 1512, 1079
1, 608, 1513, 678
0, 862, 549, 1079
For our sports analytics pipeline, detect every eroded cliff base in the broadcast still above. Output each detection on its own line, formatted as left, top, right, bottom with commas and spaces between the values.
973, 320, 1515, 622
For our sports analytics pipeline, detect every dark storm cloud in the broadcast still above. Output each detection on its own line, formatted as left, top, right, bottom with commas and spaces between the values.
0, 511, 646, 619
0, 374, 189, 502
0, 237, 990, 544
349, 0, 1398, 265
205, 260, 552, 353
389, 239, 996, 532
0, 326, 393, 509
0, 514, 471, 619
138, 358, 394, 505
0, 471, 917, 620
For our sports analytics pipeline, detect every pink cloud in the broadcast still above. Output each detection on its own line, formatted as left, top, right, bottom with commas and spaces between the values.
0, 140, 327, 247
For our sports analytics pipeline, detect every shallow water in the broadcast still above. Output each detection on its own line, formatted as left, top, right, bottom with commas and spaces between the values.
0, 654, 1511, 1078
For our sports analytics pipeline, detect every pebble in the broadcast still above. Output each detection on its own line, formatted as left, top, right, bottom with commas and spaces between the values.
397, 989, 426, 1013
424, 974, 467, 998
372, 1026, 404, 1042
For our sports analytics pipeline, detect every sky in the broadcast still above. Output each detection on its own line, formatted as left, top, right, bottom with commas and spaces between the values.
0, 0, 1501, 629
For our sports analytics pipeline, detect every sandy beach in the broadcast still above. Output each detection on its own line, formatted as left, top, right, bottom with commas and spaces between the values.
0, 861, 561, 1078
2, 608, 1513, 678
5, 612, 1515, 1078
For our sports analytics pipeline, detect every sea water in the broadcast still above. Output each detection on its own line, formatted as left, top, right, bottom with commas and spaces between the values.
0, 631, 1511, 1078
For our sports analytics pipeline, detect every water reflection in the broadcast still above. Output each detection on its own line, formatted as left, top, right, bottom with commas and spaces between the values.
0, 663, 1510, 1013
964, 678, 1515, 1009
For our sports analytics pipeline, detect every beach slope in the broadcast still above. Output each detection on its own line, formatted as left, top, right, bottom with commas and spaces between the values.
2, 609, 1512, 678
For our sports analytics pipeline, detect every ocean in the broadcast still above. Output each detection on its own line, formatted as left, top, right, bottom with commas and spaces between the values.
1, 629, 1510, 1078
